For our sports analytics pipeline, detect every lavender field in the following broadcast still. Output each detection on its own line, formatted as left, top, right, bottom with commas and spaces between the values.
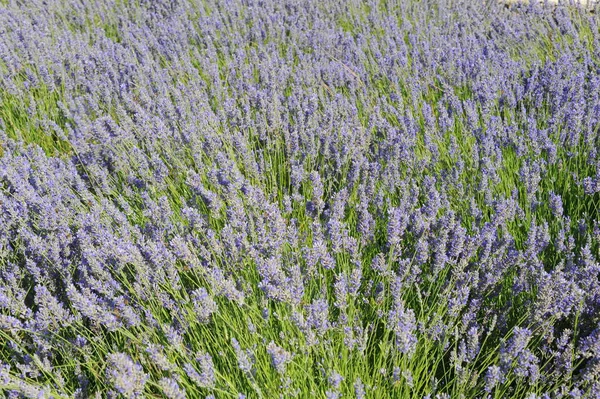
1, 0, 600, 398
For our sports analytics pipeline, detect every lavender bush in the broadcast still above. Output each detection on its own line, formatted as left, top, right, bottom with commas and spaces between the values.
1, 0, 600, 397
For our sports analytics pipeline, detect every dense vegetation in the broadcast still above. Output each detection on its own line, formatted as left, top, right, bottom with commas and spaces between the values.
1, 0, 600, 398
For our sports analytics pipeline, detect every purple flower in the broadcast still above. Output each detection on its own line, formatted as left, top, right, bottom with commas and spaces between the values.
159, 377, 186, 399
105, 353, 147, 398
232, 338, 254, 375
549, 192, 563, 218
500, 327, 539, 383
484, 365, 504, 392
328, 370, 344, 390
388, 300, 418, 356
266, 342, 292, 374
184, 352, 216, 388
354, 377, 366, 399
583, 176, 598, 195
145, 345, 173, 372
191, 287, 218, 323
305, 299, 331, 336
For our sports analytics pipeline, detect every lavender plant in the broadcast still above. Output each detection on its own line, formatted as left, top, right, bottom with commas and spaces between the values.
1, 0, 600, 397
